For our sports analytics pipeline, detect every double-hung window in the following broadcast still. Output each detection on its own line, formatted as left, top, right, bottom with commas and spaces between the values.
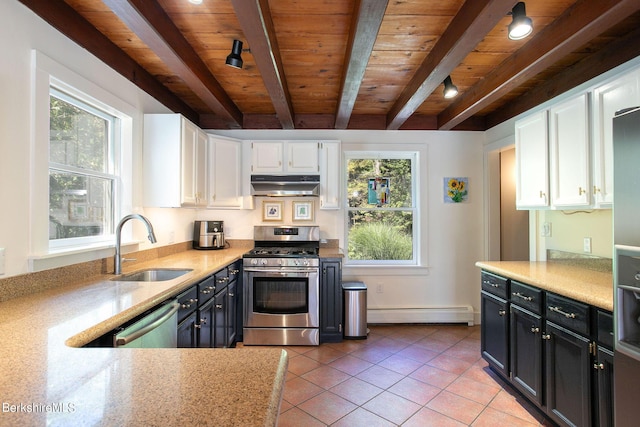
345, 152, 418, 265
48, 87, 118, 246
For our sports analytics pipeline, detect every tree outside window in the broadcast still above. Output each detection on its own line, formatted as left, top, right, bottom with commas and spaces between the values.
49, 88, 116, 242
346, 153, 417, 263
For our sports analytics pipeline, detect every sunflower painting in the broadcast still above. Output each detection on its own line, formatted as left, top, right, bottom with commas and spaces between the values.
444, 177, 468, 203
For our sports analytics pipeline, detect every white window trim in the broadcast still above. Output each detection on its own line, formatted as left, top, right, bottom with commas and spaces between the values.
344, 150, 421, 267
30, 50, 134, 271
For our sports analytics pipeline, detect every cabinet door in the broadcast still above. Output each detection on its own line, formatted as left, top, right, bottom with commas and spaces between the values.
319, 141, 341, 209
320, 259, 343, 343
287, 141, 319, 173
510, 305, 543, 406
177, 311, 197, 348
213, 288, 227, 348
226, 280, 237, 346
595, 347, 614, 427
251, 141, 284, 173
180, 120, 207, 206
592, 70, 640, 207
208, 136, 242, 208
197, 298, 214, 348
545, 321, 592, 427
515, 111, 549, 208
549, 94, 591, 207
480, 291, 509, 378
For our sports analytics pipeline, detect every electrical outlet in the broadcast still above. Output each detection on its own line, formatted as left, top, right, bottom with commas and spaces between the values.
168, 231, 175, 244
583, 237, 592, 253
376, 284, 383, 293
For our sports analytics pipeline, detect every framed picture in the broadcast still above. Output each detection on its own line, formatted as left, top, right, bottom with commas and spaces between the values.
262, 201, 283, 221
293, 201, 314, 222
444, 177, 469, 203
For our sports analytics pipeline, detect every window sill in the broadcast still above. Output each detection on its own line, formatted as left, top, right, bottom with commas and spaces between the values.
29, 240, 142, 273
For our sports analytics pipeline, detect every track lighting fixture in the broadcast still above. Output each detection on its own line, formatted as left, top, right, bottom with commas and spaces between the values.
225, 39, 244, 69
508, 2, 533, 40
443, 76, 458, 99
188, 0, 203, 4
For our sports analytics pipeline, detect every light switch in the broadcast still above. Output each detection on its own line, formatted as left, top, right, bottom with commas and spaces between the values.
583, 237, 592, 253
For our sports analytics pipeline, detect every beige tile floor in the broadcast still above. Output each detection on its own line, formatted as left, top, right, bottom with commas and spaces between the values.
244, 324, 556, 426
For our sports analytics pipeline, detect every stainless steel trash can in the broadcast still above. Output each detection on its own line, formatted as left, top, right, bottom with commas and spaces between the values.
342, 282, 368, 339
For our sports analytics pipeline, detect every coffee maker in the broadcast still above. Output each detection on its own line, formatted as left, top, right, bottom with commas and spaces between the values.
193, 221, 225, 250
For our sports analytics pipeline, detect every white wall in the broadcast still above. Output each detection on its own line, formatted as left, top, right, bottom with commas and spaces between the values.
213, 129, 486, 324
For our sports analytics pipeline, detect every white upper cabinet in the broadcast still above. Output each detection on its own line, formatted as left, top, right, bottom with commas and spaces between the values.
319, 141, 341, 209
549, 94, 591, 208
592, 69, 640, 207
208, 136, 243, 209
143, 114, 207, 208
515, 111, 549, 209
251, 141, 319, 174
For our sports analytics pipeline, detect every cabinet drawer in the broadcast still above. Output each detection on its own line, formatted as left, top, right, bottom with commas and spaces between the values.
481, 272, 509, 299
215, 268, 230, 290
176, 285, 198, 322
546, 293, 590, 335
198, 275, 216, 305
227, 261, 241, 283
597, 310, 614, 349
510, 281, 542, 314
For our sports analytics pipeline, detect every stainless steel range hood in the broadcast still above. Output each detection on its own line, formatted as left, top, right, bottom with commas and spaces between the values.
251, 175, 320, 197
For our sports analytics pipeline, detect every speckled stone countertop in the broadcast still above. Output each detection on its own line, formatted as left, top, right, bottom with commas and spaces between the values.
475, 261, 613, 311
0, 248, 288, 426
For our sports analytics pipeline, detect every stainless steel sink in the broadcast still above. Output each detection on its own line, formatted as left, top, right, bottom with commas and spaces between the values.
111, 268, 193, 282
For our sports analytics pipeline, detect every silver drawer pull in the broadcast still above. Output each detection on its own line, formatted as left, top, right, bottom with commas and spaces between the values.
531, 327, 540, 333
512, 292, 533, 301
498, 310, 506, 316
549, 306, 576, 318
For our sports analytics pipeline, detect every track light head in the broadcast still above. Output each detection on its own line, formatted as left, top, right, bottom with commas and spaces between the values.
225, 39, 243, 69
443, 76, 458, 99
508, 2, 533, 40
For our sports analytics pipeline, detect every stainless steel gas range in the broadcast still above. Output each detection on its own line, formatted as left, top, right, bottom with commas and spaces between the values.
243, 225, 320, 346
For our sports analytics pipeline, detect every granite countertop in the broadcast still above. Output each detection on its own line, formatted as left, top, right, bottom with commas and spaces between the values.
475, 261, 613, 311
0, 248, 287, 426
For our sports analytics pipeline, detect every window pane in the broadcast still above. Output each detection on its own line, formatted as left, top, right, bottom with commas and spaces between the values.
348, 159, 412, 208
49, 171, 112, 240
50, 95, 109, 173
348, 210, 413, 260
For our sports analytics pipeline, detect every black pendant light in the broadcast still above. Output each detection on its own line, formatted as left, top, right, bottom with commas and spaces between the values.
443, 76, 458, 99
225, 39, 243, 69
508, 2, 533, 40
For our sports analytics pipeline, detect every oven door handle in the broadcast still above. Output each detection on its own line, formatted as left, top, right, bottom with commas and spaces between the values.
244, 268, 318, 274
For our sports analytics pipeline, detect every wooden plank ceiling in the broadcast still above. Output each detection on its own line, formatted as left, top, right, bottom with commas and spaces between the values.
19, 0, 640, 131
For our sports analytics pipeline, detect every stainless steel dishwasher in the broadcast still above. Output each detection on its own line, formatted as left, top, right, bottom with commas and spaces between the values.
113, 300, 180, 348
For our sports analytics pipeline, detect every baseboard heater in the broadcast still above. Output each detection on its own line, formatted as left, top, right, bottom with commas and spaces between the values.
366, 306, 474, 326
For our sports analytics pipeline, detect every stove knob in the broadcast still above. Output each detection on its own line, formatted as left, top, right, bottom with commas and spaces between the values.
251, 258, 258, 265
261, 259, 268, 265
293, 259, 300, 266
303, 259, 309, 266
278, 259, 283, 266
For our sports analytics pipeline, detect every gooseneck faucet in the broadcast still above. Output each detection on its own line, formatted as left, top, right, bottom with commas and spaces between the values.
114, 214, 157, 275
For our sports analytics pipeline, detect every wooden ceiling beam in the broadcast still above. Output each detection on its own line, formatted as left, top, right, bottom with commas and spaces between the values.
102, 0, 242, 127
486, 26, 640, 129
17, 0, 199, 124
334, 0, 388, 129
385, 0, 516, 130
230, 0, 295, 130
438, 0, 640, 130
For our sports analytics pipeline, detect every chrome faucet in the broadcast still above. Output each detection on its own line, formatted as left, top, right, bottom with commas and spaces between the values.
114, 214, 157, 275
